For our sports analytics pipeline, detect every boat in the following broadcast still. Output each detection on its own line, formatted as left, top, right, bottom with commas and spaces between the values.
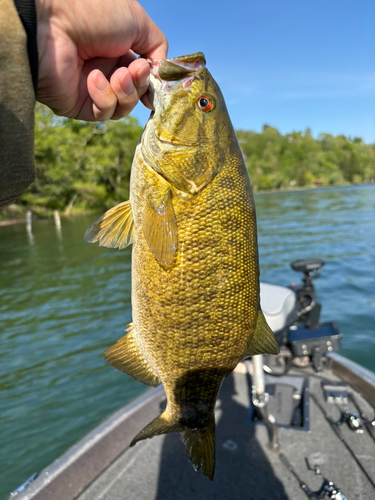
10, 259, 375, 499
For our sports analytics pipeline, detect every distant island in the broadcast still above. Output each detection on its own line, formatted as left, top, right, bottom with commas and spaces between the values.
1, 104, 374, 220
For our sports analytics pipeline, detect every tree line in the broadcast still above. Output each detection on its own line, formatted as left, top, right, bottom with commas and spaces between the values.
2, 105, 374, 218
237, 125, 375, 191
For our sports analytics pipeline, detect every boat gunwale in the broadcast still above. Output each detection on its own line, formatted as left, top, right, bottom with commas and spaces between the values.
327, 352, 375, 406
12, 354, 375, 500
13, 386, 165, 500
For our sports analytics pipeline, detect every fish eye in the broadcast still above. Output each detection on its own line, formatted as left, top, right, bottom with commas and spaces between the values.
198, 95, 214, 112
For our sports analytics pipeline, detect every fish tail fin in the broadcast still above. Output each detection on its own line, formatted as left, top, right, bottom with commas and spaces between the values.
130, 411, 182, 447
131, 412, 216, 480
181, 418, 216, 481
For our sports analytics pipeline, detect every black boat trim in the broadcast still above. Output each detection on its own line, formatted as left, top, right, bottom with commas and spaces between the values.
327, 353, 375, 407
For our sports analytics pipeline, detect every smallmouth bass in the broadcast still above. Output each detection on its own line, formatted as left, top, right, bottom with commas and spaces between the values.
85, 52, 278, 480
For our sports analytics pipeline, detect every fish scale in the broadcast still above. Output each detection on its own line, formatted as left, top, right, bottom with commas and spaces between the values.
84, 52, 279, 480
133, 164, 254, 366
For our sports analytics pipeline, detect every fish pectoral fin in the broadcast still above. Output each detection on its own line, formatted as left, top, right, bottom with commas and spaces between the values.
142, 191, 177, 265
242, 310, 280, 358
84, 200, 134, 249
103, 323, 160, 387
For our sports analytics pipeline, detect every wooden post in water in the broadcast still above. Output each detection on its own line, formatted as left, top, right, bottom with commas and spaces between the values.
53, 210, 61, 229
53, 210, 62, 239
26, 210, 34, 245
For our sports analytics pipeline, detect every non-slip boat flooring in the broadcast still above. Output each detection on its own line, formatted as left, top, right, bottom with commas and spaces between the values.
77, 369, 375, 500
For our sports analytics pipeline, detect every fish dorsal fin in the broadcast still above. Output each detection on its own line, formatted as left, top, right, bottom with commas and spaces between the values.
243, 310, 280, 358
104, 323, 161, 387
142, 191, 177, 265
84, 200, 134, 249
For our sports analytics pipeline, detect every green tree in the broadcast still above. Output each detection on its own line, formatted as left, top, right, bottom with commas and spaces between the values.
21, 104, 142, 215
3, 111, 375, 219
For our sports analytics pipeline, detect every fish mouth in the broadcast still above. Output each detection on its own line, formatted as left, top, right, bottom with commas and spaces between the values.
146, 53, 206, 146
148, 52, 206, 83
147, 52, 206, 148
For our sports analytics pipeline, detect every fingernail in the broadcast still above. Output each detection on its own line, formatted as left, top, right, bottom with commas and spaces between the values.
119, 70, 135, 96
94, 71, 108, 92
136, 67, 150, 88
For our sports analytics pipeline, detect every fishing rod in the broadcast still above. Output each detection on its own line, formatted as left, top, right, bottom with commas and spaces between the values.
279, 453, 347, 499
279, 453, 314, 498
310, 393, 375, 490
348, 393, 375, 444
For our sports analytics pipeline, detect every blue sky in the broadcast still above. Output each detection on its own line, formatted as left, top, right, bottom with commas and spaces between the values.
131, 0, 375, 143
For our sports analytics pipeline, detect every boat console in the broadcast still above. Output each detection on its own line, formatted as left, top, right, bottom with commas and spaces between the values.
250, 260, 344, 446
261, 258, 342, 373
248, 260, 375, 498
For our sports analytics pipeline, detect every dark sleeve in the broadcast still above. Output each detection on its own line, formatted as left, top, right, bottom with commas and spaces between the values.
0, 0, 36, 208
13, 0, 38, 95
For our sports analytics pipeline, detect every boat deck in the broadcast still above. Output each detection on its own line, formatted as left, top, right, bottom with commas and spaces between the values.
75, 367, 375, 500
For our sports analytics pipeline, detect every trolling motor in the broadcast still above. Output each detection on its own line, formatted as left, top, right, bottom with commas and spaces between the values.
280, 454, 347, 499
265, 259, 342, 374
291, 259, 325, 326
287, 259, 342, 371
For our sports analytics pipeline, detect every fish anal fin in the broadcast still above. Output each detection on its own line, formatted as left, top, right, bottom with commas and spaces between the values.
103, 324, 160, 387
142, 191, 177, 265
84, 200, 134, 250
243, 310, 280, 358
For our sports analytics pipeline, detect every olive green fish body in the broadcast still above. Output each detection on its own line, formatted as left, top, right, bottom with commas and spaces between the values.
84, 53, 279, 480
131, 140, 258, 379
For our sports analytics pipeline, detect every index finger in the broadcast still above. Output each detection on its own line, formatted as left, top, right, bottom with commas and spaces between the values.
131, 0, 168, 60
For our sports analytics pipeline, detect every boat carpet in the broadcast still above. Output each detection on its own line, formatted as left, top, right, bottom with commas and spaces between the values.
77, 369, 375, 500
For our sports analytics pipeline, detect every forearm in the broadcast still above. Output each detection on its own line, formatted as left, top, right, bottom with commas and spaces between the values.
0, 0, 168, 207
0, 0, 36, 207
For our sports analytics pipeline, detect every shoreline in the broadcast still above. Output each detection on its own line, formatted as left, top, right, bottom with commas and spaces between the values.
254, 181, 374, 196
1, 182, 373, 225
0, 218, 27, 227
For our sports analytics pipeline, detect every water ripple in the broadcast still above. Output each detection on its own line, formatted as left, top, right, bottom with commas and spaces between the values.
0, 185, 374, 498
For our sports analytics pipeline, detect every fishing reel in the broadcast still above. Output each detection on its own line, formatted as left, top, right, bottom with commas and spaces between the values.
321, 381, 365, 434
305, 458, 347, 500
280, 453, 347, 499
337, 406, 364, 433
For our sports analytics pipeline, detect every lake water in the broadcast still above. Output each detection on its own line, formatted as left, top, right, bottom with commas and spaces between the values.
0, 184, 374, 498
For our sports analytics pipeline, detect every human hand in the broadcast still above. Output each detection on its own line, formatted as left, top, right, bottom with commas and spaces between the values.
36, 0, 167, 121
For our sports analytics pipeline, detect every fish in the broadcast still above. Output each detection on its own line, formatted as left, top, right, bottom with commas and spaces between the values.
84, 52, 279, 480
